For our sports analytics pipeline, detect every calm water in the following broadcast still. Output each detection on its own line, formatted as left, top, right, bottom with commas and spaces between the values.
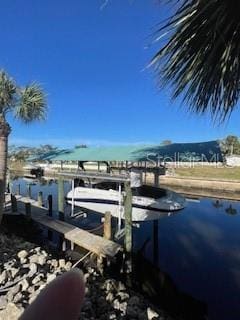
11, 177, 240, 320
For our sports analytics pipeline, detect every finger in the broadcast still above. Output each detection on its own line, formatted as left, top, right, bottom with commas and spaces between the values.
20, 268, 85, 320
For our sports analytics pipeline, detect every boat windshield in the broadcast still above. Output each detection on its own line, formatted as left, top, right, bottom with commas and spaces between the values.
94, 181, 168, 199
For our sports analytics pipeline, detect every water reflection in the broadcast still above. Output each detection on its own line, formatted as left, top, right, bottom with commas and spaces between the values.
225, 204, 237, 215
9, 177, 240, 320
212, 200, 223, 209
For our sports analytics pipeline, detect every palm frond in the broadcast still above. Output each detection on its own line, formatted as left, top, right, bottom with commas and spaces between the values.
15, 84, 47, 123
151, 0, 240, 122
0, 70, 17, 115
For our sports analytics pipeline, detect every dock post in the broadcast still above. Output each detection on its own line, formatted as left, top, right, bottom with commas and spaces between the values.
104, 211, 112, 240
48, 195, 53, 217
25, 202, 31, 220
38, 191, 43, 207
16, 184, 20, 196
27, 184, 31, 199
58, 178, 65, 221
47, 194, 53, 241
154, 168, 159, 187
58, 178, 65, 249
124, 181, 132, 269
11, 194, 18, 212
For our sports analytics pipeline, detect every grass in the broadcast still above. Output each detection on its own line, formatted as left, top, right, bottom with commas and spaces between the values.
173, 166, 240, 181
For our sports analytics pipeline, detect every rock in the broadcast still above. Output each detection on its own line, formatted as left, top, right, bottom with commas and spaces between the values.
37, 255, 46, 266
0, 270, 7, 284
0, 296, 7, 309
32, 273, 44, 285
106, 292, 114, 302
109, 312, 117, 320
33, 247, 41, 254
9, 267, 19, 278
29, 254, 39, 264
128, 295, 140, 306
147, 307, 159, 320
50, 259, 58, 269
118, 281, 126, 292
64, 261, 72, 271
46, 273, 56, 283
19, 279, 29, 291
13, 292, 22, 303
0, 303, 23, 320
8, 285, 20, 297
59, 259, 65, 269
118, 291, 129, 301
40, 250, 48, 257
27, 286, 35, 294
105, 279, 117, 292
126, 306, 138, 318
84, 273, 90, 282
17, 250, 28, 260
20, 258, 27, 264
28, 263, 38, 277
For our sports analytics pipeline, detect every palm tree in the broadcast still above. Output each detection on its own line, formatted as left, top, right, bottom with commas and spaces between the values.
150, 0, 240, 122
0, 70, 47, 224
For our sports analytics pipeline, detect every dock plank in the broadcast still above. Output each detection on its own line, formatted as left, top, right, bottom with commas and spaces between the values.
14, 196, 122, 258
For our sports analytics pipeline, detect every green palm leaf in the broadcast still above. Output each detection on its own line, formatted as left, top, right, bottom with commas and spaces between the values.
0, 71, 16, 115
151, 0, 240, 122
15, 84, 47, 123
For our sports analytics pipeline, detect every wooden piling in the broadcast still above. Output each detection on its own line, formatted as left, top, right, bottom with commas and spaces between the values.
38, 191, 43, 207
27, 184, 31, 199
154, 168, 159, 187
48, 195, 53, 217
16, 184, 20, 196
58, 178, 65, 221
11, 194, 17, 212
25, 202, 31, 220
124, 181, 132, 254
104, 211, 112, 240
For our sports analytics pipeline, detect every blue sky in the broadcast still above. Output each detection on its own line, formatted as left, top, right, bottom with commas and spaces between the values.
1, 0, 240, 147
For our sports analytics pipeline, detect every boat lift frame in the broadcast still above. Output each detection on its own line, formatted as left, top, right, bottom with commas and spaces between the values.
57, 171, 132, 242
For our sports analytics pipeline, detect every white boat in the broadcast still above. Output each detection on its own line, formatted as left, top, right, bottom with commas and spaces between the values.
66, 182, 186, 222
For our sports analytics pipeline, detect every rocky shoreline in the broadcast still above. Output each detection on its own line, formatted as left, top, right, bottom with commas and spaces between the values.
0, 225, 174, 320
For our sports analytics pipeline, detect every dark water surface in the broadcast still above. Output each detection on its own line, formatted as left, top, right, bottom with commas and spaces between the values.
11, 177, 240, 320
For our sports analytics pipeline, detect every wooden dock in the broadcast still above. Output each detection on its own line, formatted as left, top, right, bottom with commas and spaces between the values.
5, 194, 122, 259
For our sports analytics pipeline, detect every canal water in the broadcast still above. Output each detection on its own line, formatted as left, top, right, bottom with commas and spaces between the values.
10, 177, 240, 320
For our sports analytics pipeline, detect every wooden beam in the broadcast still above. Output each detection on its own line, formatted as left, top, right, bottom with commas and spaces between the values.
58, 178, 65, 221
124, 181, 132, 254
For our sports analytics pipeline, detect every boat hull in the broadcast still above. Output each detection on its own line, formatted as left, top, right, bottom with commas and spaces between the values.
66, 187, 186, 222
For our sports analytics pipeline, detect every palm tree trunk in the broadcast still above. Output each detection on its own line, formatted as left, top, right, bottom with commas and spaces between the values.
0, 117, 11, 224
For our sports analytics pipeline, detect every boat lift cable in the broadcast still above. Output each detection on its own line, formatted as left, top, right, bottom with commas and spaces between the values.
71, 251, 92, 269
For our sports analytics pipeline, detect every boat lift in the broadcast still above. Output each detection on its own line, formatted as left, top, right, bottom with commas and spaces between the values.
57, 171, 131, 240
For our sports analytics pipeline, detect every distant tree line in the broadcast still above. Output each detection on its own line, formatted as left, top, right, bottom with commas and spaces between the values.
8, 144, 58, 162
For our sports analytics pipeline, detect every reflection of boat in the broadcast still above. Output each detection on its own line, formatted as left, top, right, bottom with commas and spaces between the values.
66, 181, 186, 222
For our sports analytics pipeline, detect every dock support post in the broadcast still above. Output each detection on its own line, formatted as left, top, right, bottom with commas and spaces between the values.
11, 194, 17, 212
16, 184, 20, 196
58, 178, 65, 221
27, 184, 31, 199
58, 178, 65, 249
25, 202, 31, 220
48, 195, 53, 217
154, 168, 159, 187
124, 180, 132, 273
47, 195, 53, 241
104, 211, 112, 240
38, 191, 43, 207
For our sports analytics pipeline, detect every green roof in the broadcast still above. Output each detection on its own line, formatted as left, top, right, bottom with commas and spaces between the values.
30, 140, 222, 162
